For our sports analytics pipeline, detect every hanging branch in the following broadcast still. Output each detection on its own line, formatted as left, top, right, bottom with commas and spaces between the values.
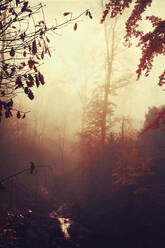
0, 0, 92, 120
101, 0, 165, 87
0, 161, 53, 190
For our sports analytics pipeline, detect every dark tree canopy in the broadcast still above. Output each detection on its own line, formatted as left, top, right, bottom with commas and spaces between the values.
141, 106, 165, 134
139, 106, 165, 178
101, 0, 165, 86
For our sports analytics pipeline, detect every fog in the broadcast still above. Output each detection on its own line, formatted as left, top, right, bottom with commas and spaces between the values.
1, 0, 165, 207
0, 1, 165, 247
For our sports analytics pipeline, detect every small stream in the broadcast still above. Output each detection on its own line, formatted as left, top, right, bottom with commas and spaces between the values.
49, 210, 72, 239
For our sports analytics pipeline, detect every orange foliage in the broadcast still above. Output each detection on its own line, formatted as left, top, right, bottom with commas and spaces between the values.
113, 146, 153, 185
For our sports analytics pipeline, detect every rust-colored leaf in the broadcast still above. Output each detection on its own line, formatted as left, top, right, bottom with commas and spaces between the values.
41, 51, 44, 59
9, 8, 14, 13
47, 47, 51, 57
38, 40, 41, 47
20, 32, 26, 41
17, 111, 21, 119
32, 40, 37, 55
38, 72, 45, 85
10, 47, 15, 57
21, 62, 26, 67
27, 74, 34, 87
33, 65, 38, 72
35, 74, 40, 88
74, 23, 77, 31
46, 37, 50, 43
88, 11, 93, 19
36, 55, 40, 60
63, 12, 70, 16
28, 59, 34, 69
28, 89, 34, 100
16, 77, 22, 87
24, 87, 29, 94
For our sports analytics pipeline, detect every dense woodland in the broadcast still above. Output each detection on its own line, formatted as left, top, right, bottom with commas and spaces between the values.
0, 0, 165, 247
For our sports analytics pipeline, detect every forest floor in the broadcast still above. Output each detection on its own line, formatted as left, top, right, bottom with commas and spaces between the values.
1, 183, 165, 248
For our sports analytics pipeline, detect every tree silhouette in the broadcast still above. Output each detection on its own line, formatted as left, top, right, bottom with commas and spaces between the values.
79, 5, 132, 166
0, 0, 91, 120
141, 106, 165, 134
101, 0, 165, 86
139, 106, 165, 179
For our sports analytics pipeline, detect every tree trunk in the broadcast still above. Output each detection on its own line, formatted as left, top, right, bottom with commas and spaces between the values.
101, 0, 117, 149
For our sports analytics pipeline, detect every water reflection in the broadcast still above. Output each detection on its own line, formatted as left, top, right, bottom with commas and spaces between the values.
49, 210, 72, 239
58, 217, 71, 239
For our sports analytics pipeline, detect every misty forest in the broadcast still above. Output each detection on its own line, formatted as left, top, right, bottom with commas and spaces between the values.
0, 0, 165, 247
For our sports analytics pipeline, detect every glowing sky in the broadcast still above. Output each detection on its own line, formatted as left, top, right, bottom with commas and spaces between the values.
25, 0, 165, 129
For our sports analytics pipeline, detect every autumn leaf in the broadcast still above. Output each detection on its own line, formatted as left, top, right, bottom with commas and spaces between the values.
20, 32, 26, 41
23, 51, 26, 57
10, 48, 15, 57
28, 59, 34, 69
46, 37, 50, 43
16, 111, 21, 119
24, 87, 29, 94
16, 77, 22, 87
27, 74, 34, 87
33, 65, 38, 73
41, 51, 44, 59
74, 23, 77, 31
47, 47, 51, 57
26, 8, 32, 13
63, 12, 70, 16
38, 72, 45, 85
35, 74, 40, 88
28, 89, 34, 100
32, 40, 37, 55
88, 11, 93, 19
9, 8, 14, 13
38, 40, 41, 47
